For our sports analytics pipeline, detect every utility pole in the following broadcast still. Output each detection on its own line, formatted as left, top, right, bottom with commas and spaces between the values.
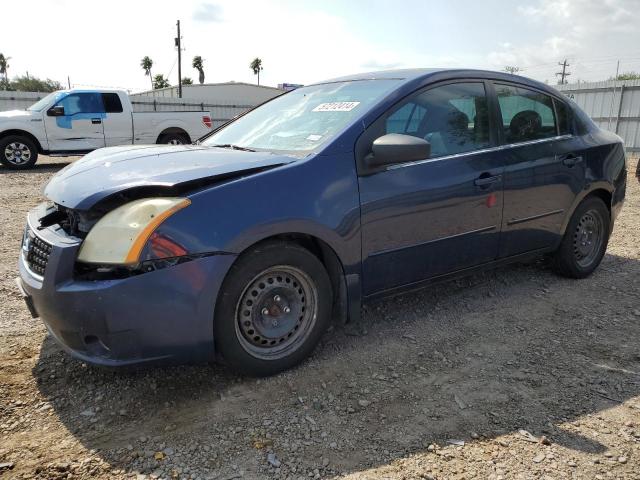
175, 20, 182, 98
556, 59, 571, 85
67, 76, 71, 89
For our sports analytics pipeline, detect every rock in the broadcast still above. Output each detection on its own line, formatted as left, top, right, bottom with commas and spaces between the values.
446, 439, 465, 446
358, 400, 370, 408
532, 453, 545, 463
266, 452, 281, 468
80, 408, 95, 417
618, 456, 628, 464
539, 435, 551, 446
163, 447, 174, 456
0, 463, 14, 471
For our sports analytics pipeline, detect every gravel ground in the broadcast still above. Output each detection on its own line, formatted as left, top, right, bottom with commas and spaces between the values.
1, 155, 639, 480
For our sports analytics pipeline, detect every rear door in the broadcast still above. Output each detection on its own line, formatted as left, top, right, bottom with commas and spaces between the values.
358, 81, 505, 295
101, 93, 133, 147
43, 92, 106, 151
493, 83, 585, 257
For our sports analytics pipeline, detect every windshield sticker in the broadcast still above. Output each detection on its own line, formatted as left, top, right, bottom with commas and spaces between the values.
312, 102, 360, 112
306, 134, 323, 141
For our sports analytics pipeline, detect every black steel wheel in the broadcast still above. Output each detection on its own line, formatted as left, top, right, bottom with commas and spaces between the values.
553, 196, 610, 278
0, 135, 38, 169
159, 132, 189, 145
215, 241, 332, 376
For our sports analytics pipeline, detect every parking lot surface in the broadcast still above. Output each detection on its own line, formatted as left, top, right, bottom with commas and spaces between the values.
1, 156, 639, 479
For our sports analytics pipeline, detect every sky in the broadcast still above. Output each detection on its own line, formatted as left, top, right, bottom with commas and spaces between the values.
1, 0, 640, 93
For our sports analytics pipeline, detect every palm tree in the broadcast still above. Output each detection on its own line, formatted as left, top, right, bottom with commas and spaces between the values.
0, 53, 10, 85
140, 56, 154, 90
192, 56, 205, 85
250, 57, 263, 85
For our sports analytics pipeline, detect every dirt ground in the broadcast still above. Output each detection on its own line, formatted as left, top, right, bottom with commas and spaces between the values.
1, 155, 639, 480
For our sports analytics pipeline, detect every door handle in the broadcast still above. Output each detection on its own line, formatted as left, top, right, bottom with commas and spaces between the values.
91, 118, 102, 125
474, 174, 502, 187
560, 154, 583, 167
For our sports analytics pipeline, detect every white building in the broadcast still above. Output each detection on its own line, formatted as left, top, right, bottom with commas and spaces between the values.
131, 82, 283, 106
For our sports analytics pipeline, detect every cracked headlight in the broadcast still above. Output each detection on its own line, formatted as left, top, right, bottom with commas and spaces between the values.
77, 198, 191, 265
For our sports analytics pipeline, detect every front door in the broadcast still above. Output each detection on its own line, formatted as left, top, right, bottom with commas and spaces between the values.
493, 83, 586, 257
43, 92, 106, 151
358, 81, 504, 295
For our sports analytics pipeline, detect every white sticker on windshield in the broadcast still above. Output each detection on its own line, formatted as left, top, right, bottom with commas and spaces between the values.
313, 102, 360, 112
306, 134, 323, 141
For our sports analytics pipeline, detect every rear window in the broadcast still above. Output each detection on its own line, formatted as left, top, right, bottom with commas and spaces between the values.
102, 93, 123, 113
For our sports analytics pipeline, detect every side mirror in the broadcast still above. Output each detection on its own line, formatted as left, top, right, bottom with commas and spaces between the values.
366, 133, 431, 168
47, 105, 65, 117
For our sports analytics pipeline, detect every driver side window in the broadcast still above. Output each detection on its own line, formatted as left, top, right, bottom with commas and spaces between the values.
384, 82, 490, 157
56, 93, 104, 116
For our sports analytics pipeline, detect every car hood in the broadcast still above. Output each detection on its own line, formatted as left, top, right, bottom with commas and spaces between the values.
0, 109, 38, 120
45, 144, 295, 210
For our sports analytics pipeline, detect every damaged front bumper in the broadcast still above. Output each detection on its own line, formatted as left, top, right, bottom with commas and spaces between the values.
17, 204, 237, 367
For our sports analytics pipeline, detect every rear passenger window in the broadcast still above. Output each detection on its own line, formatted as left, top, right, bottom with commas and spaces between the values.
384, 82, 490, 158
495, 84, 557, 143
102, 93, 123, 113
554, 99, 573, 135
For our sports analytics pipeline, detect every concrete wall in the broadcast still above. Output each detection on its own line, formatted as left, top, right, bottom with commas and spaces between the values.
0, 91, 48, 111
557, 79, 640, 151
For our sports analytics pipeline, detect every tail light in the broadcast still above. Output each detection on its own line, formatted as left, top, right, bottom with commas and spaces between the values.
202, 116, 212, 129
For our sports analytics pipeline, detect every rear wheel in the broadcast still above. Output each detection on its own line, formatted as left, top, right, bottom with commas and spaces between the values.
215, 241, 332, 376
159, 132, 190, 145
0, 135, 38, 169
552, 197, 610, 278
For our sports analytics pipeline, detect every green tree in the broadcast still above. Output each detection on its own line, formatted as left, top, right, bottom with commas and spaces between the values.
504, 65, 521, 75
10, 75, 62, 92
152, 74, 170, 89
250, 57, 263, 85
140, 56, 154, 90
192, 56, 205, 84
611, 71, 640, 81
0, 53, 10, 86
181, 77, 193, 85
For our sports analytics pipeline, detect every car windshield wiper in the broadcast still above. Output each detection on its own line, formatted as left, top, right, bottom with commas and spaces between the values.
210, 144, 256, 152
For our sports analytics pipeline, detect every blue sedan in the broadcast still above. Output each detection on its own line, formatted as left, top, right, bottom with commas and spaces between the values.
16, 69, 627, 376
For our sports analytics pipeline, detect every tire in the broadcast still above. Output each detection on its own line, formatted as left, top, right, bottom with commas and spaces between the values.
0, 135, 38, 169
159, 132, 189, 145
215, 241, 333, 377
552, 196, 610, 279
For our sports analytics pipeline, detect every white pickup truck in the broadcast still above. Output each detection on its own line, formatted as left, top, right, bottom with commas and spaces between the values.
0, 89, 214, 169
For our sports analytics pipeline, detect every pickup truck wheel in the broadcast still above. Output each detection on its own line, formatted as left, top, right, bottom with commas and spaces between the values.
552, 197, 610, 278
215, 241, 332, 377
159, 133, 189, 145
0, 135, 38, 169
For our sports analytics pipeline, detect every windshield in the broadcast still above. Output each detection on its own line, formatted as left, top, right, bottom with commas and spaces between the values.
202, 79, 402, 153
27, 92, 63, 112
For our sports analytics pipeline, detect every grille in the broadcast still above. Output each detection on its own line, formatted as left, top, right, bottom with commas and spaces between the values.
24, 228, 53, 276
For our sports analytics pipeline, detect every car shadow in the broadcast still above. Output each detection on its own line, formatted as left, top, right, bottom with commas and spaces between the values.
32, 251, 640, 477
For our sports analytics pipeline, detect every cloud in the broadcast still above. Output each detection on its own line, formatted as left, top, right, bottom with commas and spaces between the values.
193, 3, 223, 22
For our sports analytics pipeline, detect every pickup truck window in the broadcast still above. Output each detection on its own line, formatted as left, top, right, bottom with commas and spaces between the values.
102, 93, 123, 113
202, 79, 401, 154
56, 93, 103, 116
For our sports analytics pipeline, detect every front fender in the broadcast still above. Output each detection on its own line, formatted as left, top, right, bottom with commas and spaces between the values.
149, 152, 363, 276
0, 118, 49, 151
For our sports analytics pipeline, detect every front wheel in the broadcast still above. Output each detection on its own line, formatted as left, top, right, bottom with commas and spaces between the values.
214, 241, 332, 376
0, 135, 38, 169
552, 197, 610, 278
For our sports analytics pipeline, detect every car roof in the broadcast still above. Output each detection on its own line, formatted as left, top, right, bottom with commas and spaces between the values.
313, 68, 560, 98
